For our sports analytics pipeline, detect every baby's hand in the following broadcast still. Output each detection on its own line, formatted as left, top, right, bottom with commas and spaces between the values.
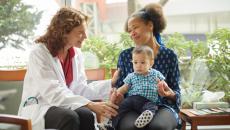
110, 88, 117, 103
114, 91, 124, 105
111, 69, 120, 87
157, 79, 174, 97
109, 88, 124, 105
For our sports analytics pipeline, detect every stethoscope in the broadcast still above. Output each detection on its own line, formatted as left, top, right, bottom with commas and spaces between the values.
23, 96, 38, 107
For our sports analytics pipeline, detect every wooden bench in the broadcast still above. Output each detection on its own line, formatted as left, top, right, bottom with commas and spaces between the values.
180, 109, 230, 130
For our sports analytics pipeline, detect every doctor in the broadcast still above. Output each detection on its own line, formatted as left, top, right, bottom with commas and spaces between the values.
18, 7, 118, 130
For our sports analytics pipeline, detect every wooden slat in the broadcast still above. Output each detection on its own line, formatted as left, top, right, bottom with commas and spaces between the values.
0, 69, 26, 81
0, 114, 32, 130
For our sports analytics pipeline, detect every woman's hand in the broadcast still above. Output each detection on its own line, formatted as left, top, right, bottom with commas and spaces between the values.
86, 101, 118, 118
157, 79, 176, 101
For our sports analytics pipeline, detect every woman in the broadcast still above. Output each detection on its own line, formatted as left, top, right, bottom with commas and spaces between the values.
113, 3, 181, 130
18, 7, 118, 130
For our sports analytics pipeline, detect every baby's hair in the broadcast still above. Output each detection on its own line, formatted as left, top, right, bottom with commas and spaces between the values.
132, 46, 154, 59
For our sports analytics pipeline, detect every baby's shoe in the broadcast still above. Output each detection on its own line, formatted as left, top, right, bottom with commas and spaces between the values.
134, 110, 153, 128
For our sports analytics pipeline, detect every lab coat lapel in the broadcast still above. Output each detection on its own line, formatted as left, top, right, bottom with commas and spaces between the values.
53, 57, 65, 82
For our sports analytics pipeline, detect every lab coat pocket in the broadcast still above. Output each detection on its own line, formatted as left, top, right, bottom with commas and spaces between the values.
21, 104, 45, 130
21, 104, 40, 119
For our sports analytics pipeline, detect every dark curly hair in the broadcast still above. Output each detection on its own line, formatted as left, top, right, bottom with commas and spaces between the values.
35, 7, 88, 57
125, 3, 166, 35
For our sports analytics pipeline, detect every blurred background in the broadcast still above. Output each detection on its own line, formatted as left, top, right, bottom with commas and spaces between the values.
0, 0, 230, 68
0, 0, 229, 119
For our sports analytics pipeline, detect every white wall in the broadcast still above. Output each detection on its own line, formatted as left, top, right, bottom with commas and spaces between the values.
164, 0, 230, 16
102, 0, 230, 36
165, 12, 230, 34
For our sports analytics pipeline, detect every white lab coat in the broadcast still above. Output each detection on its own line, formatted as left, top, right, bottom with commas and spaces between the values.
18, 44, 111, 130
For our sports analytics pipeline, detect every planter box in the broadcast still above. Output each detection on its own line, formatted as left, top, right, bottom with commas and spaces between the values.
0, 69, 26, 81
85, 68, 106, 81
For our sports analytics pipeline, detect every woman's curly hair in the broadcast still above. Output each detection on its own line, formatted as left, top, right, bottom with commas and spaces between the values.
35, 7, 88, 57
125, 3, 166, 35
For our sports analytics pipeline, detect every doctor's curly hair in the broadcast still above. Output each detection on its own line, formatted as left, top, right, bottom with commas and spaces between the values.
35, 7, 88, 57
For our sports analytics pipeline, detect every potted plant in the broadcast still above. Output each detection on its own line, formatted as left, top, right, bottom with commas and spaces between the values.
0, 69, 26, 81
205, 28, 230, 102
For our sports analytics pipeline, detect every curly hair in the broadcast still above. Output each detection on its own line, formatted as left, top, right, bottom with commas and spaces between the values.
125, 3, 166, 35
35, 7, 88, 57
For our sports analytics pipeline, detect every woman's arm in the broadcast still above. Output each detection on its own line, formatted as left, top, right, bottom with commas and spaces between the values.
115, 48, 134, 88
111, 69, 120, 87
161, 49, 181, 112
168, 51, 181, 102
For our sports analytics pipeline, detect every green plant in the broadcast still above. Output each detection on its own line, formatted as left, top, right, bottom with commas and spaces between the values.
164, 33, 209, 62
0, 0, 42, 50
206, 28, 230, 102
82, 33, 133, 78
164, 33, 191, 59
164, 33, 204, 108
164, 28, 230, 108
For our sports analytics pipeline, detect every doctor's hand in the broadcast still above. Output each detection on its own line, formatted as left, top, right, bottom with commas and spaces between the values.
86, 101, 118, 118
157, 79, 176, 101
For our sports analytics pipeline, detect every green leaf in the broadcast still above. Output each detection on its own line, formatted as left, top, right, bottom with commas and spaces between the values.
0, 0, 42, 50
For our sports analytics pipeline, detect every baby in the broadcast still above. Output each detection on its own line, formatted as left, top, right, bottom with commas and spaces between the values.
111, 45, 167, 128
